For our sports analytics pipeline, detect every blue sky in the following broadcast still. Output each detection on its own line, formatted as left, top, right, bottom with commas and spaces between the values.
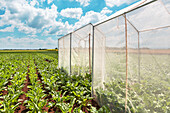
0, 0, 140, 49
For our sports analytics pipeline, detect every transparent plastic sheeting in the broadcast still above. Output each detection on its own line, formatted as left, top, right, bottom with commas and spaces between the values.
58, 24, 93, 75
93, 0, 170, 112
58, 34, 70, 73
71, 24, 93, 75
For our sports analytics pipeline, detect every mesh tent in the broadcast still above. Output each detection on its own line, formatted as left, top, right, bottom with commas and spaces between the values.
58, 34, 71, 74
92, 0, 170, 112
71, 24, 93, 75
58, 0, 170, 112
58, 23, 93, 75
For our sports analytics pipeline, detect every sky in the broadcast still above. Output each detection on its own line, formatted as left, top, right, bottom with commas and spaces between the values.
0, 0, 141, 49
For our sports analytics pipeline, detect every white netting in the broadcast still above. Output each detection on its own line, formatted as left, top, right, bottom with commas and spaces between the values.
58, 0, 170, 112
93, 16, 127, 112
71, 24, 93, 75
58, 24, 93, 75
126, 0, 170, 31
93, 0, 170, 112
58, 34, 70, 73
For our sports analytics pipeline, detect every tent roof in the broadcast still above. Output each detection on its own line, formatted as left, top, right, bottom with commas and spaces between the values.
59, 0, 158, 39
93, 0, 156, 26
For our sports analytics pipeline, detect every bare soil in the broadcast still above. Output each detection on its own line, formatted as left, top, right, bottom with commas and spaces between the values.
15, 65, 30, 113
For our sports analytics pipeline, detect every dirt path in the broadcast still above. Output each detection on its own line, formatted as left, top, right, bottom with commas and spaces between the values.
32, 59, 101, 113
0, 73, 13, 107
34, 60, 57, 113
15, 65, 30, 113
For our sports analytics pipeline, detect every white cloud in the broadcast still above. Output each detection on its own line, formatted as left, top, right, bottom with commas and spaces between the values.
0, 0, 59, 34
0, 0, 105, 36
47, 0, 53, 4
71, 6, 113, 30
0, 25, 14, 32
40, 0, 46, 4
0, 36, 58, 49
30, 0, 39, 6
105, 0, 136, 7
60, 8, 83, 19
74, 11, 107, 29
17, 23, 37, 34
0, 0, 111, 37
0, 0, 5, 8
77, 0, 90, 6
43, 21, 73, 36
70, 0, 90, 6
101, 7, 112, 15
28, 34, 38, 37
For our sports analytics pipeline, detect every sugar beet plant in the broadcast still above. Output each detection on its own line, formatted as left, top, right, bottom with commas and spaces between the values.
33, 53, 111, 112
0, 52, 111, 113
0, 54, 28, 112
95, 54, 170, 113
24, 58, 48, 113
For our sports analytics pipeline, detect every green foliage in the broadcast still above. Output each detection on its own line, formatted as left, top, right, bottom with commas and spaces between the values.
0, 52, 111, 113
0, 90, 22, 113
24, 58, 48, 113
0, 55, 27, 113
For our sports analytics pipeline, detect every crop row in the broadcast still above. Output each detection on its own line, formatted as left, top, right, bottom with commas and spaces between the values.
0, 52, 111, 113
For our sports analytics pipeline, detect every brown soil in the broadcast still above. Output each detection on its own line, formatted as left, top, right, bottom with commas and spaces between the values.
7, 81, 12, 85
27, 60, 101, 113
15, 65, 30, 113
0, 71, 17, 111
45, 58, 52, 63
0, 90, 8, 95
1, 59, 101, 113
0, 77, 13, 106
70, 99, 100, 113
34, 61, 55, 112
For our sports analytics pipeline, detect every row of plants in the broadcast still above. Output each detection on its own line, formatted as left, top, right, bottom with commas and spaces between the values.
33, 53, 111, 112
0, 52, 111, 113
0, 54, 28, 112
95, 79, 170, 113
23, 57, 48, 112
94, 53, 170, 113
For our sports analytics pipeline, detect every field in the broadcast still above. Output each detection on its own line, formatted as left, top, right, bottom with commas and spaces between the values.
1, 50, 169, 113
0, 50, 108, 113
93, 52, 170, 113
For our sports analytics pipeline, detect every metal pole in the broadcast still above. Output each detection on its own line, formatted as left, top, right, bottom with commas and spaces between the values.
139, 25, 170, 32
124, 14, 128, 113
138, 32, 140, 82
63, 37, 65, 69
92, 26, 94, 96
70, 33, 72, 75
89, 33, 91, 74
84, 40, 86, 75
78, 40, 80, 75
101, 36, 105, 90
58, 39, 59, 68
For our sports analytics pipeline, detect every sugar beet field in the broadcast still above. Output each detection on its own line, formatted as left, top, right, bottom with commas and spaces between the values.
0, 51, 105, 113
0, 51, 170, 113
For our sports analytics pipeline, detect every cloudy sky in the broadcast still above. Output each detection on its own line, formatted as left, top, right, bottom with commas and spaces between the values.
0, 0, 140, 49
